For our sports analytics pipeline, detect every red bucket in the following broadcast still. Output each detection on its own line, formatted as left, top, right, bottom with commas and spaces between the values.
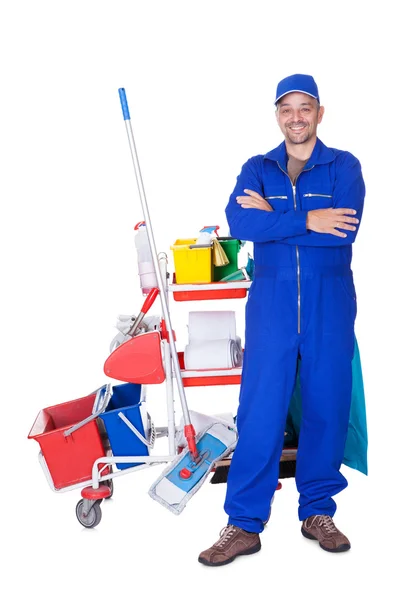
28, 391, 107, 490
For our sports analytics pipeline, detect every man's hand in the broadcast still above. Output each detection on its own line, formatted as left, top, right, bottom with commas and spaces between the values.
236, 189, 273, 211
306, 208, 359, 238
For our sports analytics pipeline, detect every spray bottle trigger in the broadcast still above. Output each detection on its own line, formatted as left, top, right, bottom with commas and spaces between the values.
134, 221, 146, 230
200, 225, 220, 237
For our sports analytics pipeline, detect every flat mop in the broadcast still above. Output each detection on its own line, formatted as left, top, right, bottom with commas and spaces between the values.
118, 89, 236, 514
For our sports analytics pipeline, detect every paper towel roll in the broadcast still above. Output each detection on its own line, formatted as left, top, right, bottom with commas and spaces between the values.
188, 311, 237, 342
184, 338, 242, 369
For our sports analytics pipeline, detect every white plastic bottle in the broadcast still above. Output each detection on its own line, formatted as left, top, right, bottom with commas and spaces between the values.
134, 221, 157, 294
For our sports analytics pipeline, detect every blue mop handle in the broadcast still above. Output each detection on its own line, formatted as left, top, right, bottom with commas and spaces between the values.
117, 86, 196, 455
118, 88, 131, 120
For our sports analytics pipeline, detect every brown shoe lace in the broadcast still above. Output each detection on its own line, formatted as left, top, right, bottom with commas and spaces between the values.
215, 525, 237, 547
310, 515, 338, 534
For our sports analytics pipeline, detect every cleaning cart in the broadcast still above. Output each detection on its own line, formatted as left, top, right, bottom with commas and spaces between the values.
28, 89, 248, 527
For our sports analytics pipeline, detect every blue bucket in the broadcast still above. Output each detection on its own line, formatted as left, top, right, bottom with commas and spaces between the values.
100, 383, 150, 469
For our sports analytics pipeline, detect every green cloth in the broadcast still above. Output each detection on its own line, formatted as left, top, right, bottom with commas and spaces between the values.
284, 337, 368, 475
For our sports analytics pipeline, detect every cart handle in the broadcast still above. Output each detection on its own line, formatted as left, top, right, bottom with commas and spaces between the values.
63, 385, 113, 437
117, 411, 155, 448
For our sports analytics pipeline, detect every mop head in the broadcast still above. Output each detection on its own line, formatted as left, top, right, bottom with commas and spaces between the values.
148, 422, 237, 515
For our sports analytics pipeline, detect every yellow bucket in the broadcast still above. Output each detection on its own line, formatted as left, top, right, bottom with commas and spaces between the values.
170, 238, 213, 284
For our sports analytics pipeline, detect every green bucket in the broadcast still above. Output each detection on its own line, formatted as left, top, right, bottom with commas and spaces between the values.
213, 237, 241, 281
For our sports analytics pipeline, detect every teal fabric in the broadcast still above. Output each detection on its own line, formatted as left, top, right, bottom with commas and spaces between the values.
285, 337, 368, 475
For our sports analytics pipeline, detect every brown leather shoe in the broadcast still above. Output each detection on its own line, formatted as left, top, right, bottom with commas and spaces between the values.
198, 525, 261, 566
302, 515, 351, 553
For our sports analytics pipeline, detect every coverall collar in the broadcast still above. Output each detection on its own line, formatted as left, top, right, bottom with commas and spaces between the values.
263, 137, 336, 172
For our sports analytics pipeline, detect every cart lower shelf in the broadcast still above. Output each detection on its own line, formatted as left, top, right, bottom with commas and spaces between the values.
214, 448, 297, 468
177, 351, 242, 386
210, 448, 297, 484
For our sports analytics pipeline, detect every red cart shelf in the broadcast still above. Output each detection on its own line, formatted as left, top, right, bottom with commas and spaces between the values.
170, 276, 251, 301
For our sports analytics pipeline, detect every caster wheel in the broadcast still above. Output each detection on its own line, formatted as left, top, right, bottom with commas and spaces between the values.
104, 479, 114, 499
76, 499, 102, 528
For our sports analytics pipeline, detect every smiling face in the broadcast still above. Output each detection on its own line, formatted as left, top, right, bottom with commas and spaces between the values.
276, 92, 324, 145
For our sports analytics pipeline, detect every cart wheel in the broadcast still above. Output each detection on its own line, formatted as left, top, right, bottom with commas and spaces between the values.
76, 499, 102, 528
104, 479, 114, 499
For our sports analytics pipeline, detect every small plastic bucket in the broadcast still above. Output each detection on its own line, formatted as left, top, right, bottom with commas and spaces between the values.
100, 383, 152, 469
170, 238, 213, 284
213, 238, 241, 281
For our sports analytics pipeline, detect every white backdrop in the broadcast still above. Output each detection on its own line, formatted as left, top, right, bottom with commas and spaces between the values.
1, 1, 398, 598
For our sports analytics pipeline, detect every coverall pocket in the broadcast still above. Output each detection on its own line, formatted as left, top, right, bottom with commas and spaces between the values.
244, 279, 274, 346
337, 275, 358, 325
264, 195, 289, 211
322, 275, 357, 338
302, 193, 333, 210
339, 274, 357, 302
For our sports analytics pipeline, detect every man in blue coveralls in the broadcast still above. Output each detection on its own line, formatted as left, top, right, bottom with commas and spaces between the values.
199, 74, 365, 566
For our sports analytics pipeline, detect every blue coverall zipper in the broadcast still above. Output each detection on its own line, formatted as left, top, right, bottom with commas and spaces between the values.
292, 184, 301, 334
276, 162, 314, 334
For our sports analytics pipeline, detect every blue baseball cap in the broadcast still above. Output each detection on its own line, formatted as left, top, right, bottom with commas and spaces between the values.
275, 74, 319, 105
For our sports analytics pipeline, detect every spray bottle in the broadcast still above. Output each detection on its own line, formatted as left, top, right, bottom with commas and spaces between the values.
195, 225, 219, 246
134, 221, 157, 294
